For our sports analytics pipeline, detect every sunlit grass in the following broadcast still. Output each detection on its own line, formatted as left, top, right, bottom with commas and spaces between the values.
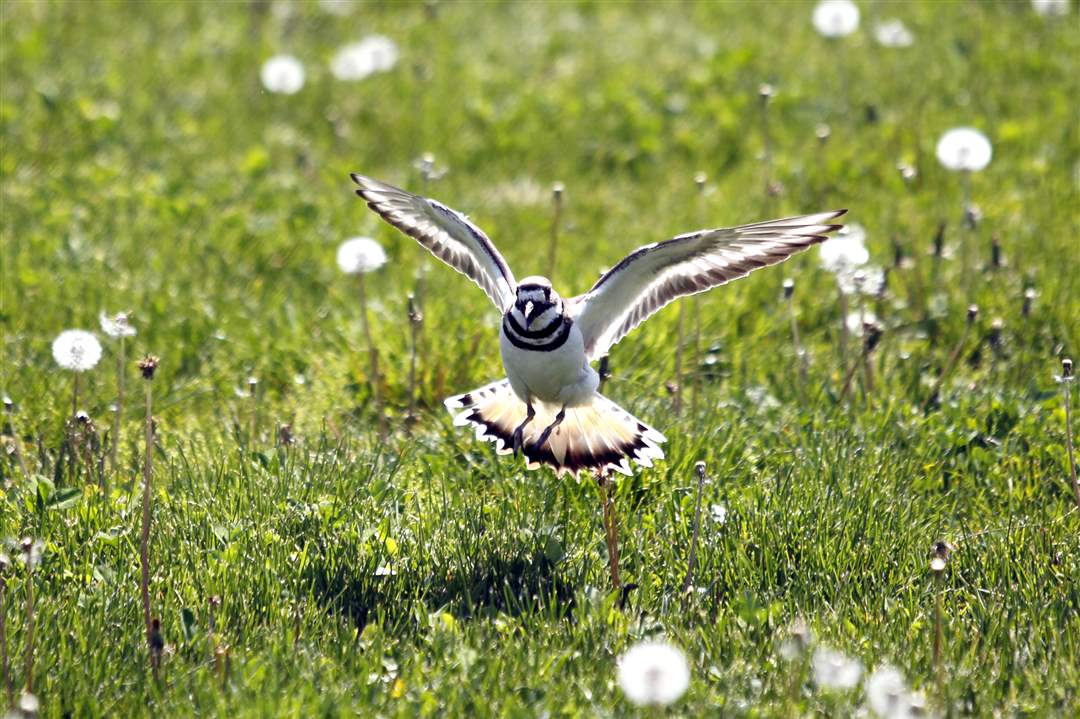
1, 1, 1078, 716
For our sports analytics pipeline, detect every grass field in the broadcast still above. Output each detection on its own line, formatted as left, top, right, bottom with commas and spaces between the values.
2, 1, 1079, 716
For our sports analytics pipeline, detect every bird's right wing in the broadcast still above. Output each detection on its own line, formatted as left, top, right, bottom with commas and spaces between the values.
570, 210, 846, 361
351, 174, 517, 312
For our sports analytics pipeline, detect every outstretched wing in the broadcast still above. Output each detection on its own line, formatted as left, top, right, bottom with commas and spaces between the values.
351, 174, 517, 311
570, 210, 846, 360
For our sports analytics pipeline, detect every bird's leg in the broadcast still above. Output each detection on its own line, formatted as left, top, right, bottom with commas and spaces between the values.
533, 406, 567, 452
511, 402, 536, 457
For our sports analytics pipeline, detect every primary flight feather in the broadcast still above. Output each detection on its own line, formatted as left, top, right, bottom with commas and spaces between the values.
352, 173, 845, 477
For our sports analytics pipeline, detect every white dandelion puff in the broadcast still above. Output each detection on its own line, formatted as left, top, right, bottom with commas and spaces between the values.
99, 311, 136, 338
873, 18, 914, 48
813, 0, 860, 38
330, 35, 399, 81
1031, 0, 1071, 17
260, 54, 305, 95
865, 665, 910, 718
936, 127, 992, 172
710, 504, 727, 525
337, 237, 387, 274
616, 640, 691, 707
812, 645, 863, 690
52, 330, 102, 372
845, 310, 879, 336
779, 619, 814, 661
820, 223, 870, 283
318, 0, 353, 15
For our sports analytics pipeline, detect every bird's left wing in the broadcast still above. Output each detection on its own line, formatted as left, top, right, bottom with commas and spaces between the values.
570, 210, 846, 361
351, 174, 517, 312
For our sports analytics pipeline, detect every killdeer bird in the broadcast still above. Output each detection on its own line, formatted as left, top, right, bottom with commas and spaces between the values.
352, 174, 845, 477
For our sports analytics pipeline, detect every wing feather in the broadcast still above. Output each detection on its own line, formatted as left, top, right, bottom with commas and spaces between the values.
570, 210, 846, 360
351, 174, 516, 311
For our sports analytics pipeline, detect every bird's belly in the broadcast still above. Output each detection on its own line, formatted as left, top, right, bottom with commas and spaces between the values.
499, 323, 596, 406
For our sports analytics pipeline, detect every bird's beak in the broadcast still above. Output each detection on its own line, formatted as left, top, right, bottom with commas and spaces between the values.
524, 301, 535, 324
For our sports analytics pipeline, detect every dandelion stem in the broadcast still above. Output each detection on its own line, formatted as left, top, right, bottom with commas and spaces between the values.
691, 173, 706, 418
857, 293, 874, 399
72, 372, 81, 417
111, 336, 125, 474
924, 307, 976, 410
682, 462, 707, 593
137, 357, 159, 667
0, 567, 11, 706
407, 294, 422, 425
674, 303, 685, 417
837, 289, 849, 372
1061, 359, 1078, 510
248, 377, 258, 444
601, 479, 621, 590
22, 542, 34, 695
358, 273, 386, 438
3, 402, 31, 482
785, 283, 808, 388
933, 569, 944, 680
546, 183, 563, 279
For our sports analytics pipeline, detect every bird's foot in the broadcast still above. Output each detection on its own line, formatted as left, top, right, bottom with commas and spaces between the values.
533, 407, 566, 452
511, 404, 535, 457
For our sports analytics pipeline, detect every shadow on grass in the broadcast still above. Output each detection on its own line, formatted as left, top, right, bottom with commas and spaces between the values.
305, 547, 576, 631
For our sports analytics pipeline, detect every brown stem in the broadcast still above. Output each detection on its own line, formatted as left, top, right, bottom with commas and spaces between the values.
111, 337, 125, 473
23, 559, 33, 694
1064, 380, 1079, 510
546, 186, 563, 279
0, 579, 10, 705
602, 480, 621, 590
140, 377, 154, 657
72, 372, 81, 416
681, 463, 706, 592
786, 296, 808, 388
673, 304, 684, 417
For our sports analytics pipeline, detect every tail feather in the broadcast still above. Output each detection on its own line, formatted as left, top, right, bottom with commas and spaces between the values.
444, 379, 665, 478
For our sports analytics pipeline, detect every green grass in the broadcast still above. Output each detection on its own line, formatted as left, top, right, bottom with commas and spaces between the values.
2, 0, 1079, 716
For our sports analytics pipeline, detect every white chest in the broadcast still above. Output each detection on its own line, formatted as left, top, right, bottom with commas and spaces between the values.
499, 320, 596, 406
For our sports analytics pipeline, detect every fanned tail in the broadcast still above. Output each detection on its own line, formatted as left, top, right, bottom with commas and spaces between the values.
444, 379, 666, 478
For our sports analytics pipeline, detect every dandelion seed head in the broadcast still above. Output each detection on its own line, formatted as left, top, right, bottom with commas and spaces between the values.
1031, 0, 1071, 17
812, 0, 860, 38
936, 127, 992, 172
874, 18, 915, 48
820, 224, 870, 278
845, 310, 880, 337
930, 556, 946, 572
710, 504, 728, 524
99, 311, 136, 338
616, 640, 691, 707
52, 330, 102, 372
779, 619, 813, 661
812, 645, 863, 690
330, 35, 399, 81
865, 665, 910, 718
260, 54, 305, 95
337, 237, 387, 274
318, 0, 353, 15
17, 692, 40, 716
18, 537, 44, 569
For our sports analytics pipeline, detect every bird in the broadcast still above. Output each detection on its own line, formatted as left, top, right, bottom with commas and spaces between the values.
351, 174, 845, 478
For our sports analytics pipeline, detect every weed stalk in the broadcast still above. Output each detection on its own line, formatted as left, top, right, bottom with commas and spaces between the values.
1061, 359, 1078, 509
137, 355, 159, 668
546, 182, 564, 279
682, 462, 707, 592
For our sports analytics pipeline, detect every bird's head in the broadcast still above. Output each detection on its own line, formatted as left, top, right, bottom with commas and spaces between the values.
511, 276, 563, 330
